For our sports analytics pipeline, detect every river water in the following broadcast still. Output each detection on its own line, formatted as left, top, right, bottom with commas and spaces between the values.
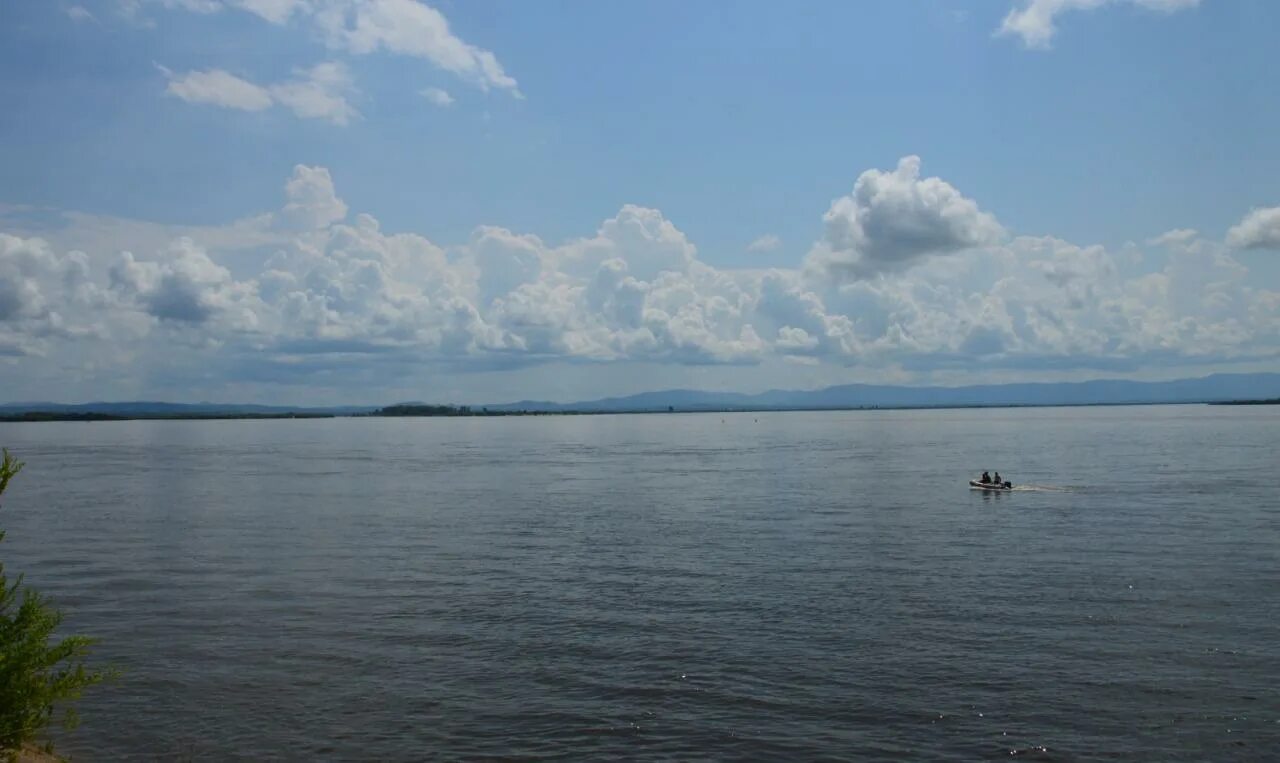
1, 405, 1276, 760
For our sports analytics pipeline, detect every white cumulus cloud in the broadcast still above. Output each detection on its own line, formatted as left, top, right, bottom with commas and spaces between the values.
1226, 207, 1280, 250
110, 239, 246, 325
4, 158, 1278, 397
276, 165, 349, 231
809, 155, 1004, 280
998, 0, 1200, 50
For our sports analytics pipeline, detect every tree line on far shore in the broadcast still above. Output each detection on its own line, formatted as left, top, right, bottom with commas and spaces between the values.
367, 404, 552, 417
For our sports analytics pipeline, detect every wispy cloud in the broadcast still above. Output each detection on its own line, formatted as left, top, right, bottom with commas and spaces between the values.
316, 0, 522, 96
269, 62, 360, 125
420, 87, 454, 107
747, 234, 781, 253
160, 65, 274, 111
236, 0, 303, 24
127, 0, 521, 96
159, 62, 359, 125
1147, 228, 1198, 247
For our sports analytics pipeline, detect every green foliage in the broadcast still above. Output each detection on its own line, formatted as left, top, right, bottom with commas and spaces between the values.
0, 449, 113, 757
375, 404, 473, 416
0, 450, 21, 518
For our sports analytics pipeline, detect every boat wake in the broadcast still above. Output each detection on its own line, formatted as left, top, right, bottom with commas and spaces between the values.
1010, 484, 1075, 492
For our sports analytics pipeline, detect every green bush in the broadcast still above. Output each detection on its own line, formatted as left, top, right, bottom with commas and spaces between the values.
0, 449, 113, 759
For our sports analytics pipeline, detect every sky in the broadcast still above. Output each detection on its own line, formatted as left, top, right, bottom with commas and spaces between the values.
1, 0, 1279, 405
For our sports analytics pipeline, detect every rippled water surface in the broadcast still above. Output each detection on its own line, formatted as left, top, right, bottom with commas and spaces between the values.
2, 406, 1277, 761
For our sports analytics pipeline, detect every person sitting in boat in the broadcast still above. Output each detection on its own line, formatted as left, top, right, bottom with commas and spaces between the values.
980, 471, 991, 483
993, 471, 1002, 485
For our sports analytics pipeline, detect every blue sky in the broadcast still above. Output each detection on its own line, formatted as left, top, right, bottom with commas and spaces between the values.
2, 0, 1279, 404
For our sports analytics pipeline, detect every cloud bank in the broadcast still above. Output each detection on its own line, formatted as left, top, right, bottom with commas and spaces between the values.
2, 158, 1277, 399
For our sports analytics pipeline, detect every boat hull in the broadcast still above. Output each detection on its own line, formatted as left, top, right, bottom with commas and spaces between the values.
969, 480, 1011, 491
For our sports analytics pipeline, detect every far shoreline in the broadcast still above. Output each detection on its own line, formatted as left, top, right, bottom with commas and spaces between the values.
4, 399, 1277, 424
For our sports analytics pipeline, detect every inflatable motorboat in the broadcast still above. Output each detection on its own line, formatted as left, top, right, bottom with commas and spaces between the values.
970, 480, 1012, 491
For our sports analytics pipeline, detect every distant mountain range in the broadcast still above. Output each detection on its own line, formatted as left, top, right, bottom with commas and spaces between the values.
485, 372, 1280, 412
2, 373, 1278, 418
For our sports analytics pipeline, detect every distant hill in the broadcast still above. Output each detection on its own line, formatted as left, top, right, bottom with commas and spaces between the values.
3, 373, 1279, 418
485, 372, 1280, 412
